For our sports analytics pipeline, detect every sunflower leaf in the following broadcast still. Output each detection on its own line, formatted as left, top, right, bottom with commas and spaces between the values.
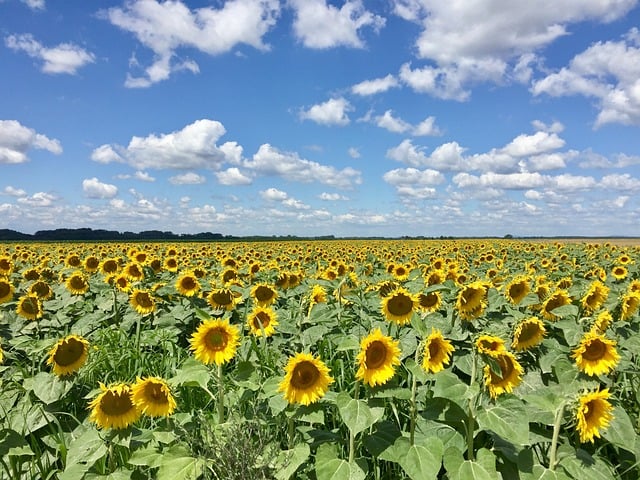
476, 397, 530, 446
602, 406, 637, 452
169, 358, 211, 390
336, 392, 380, 436
399, 439, 444, 480
22, 371, 73, 405
274, 443, 310, 480
315, 458, 366, 480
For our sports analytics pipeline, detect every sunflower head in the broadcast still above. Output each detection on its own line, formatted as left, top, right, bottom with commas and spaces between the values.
541, 290, 572, 321
251, 283, 278, 307
0, 256, 13, 275
425, 269, 446, 286
190, 318, 240, 365
572, 331, 620, 376
381, 287, 418, 325
590, 311, 613, 334
355, 328, 401, 387
131, 377, 177, 417
0, 278, 14, 304
47, 335, 89, 376
308, 284, 327, 306
417, 291, 441, 313
175, 271, 201, 297
247, 306, 278, 337
476, 335, 506, 356
83, 256, 100, 273
620, 292, 640, 321
124, 263, 144, 281
456, 281, 488, 321
100, 258, 120, 276
612, 265, 628, 281
130, 289, 156, 316
88, 383, 140, 430
16, 293, 44, 320
422, 329, 455, 374
65, 271, 89, 295
504, 276, 530, 305
575, 389, 614, 443
278, 352, 334, 405
483, 351, 524, 399
581, 281, 609, 314
511, 317, 546, 351
207, 288, 240, 311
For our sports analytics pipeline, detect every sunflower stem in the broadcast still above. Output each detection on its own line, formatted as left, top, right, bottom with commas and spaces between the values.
217, 363, 225, 424
549, 401, 566, 471
466, 349, 478, 461
349, 381, 360, 463
287, 415, 295, 449
409, 342, 422, 446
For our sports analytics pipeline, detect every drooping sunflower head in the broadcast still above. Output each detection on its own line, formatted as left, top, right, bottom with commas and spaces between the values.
575, 389, 614, 443
251, 283, 278, 307
190, 318, 240, 365
511, 317, 546, 352
247, 306, 278, 337
504, 276, 530, 305
308, 284, 327, 306
422, 328, 455, 374
424, 269, 446, 287
278, 352, 334, 405
88, 383, 140, 430
47, 335, 89, 376
355, 328, 401, 387
207, 287, 240, 312
65, 271, 89, 295
381, 287, 418, 325
417, 291, 442, 313
131, 377, 177, 417
483, 351, 524, 399
100, 258, 120, 276
129, 289, 156, 316
123, 262, 144, 282
571, 331, 620, 376
0, 278, 14, 304
373, 280, 399, 298
591, 311, 613, 334
476, 335, 507, 357
16, 293, 43, 320
456, 281, 488, 321
541, 290, 572, 321
581, 281, 609, 314
175, 271, 201, 297
620, 292, 640, 321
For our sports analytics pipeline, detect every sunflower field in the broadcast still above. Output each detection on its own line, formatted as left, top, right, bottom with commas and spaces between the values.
1, 239, 640, 479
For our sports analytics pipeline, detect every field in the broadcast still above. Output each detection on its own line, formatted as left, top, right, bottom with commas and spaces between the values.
1, 238, 639, 479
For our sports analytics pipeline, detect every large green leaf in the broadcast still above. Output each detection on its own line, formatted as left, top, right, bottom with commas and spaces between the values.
336, 392, 382, 436
315, 459, 366, 480
274, 443, 310, 480
602, 406, 637, 452
65, 427, 108, 471
23, 371, 74, 405
455, 461, 495, 480
156, 446, 205, 480
169, 358, 211, 390
399, 439, 444, 480
476, 397, 530, 445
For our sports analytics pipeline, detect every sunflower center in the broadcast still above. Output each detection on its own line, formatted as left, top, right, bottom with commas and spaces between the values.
254, 286, 275, 302
517, 323, 540, 344
86, 257, 100, 269
69, 276, 86, 290
253, 311, 271, 329
0, 259, 11, 271
420, 293, 438, 309
53, 338, 85, 366
67, 256, 81, 267
508, 283, 525, 298
166, 259, 177, 269
181, 277, 197, 290
100, 390, 135, 416
427, 340, 442, 360
0, 282, 10, 298
290, 361, 320, 390
387, 293, 413, 316
135, 292, 153, 308
206, 329, 229, 351
103, 260, 119, 273
493, 355, 514, 381
211, 291, 233, 306
582, 339, 607, 361
144, 382, 169, 404
461, 288, 482, 306
21, 297, 39, 315
365, 341, 388, 369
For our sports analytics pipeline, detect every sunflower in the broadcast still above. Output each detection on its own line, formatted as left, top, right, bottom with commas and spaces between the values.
374, 280, 399, 297
129, 289, 156, 315
88, 383, 141, 430
251, 283, 278, 307
541, 290, 572, 321
381, 287, 418, 325
476, 335, 506, 357
0, 278, 14, 304
308, 284, 327, 306
83, 256, 100, 273
483, 351, 524, 399
100, 258, 120, 276
581, 281, 609, 314
0, 256, 13, 276
22, 268, 40, 281
620, 292, 640, 321
65, 253, 82, 268
611, 265, 627, 281
278, 352, 334, 406
456, 281, 488, 321
175, 271, 201, 297
591, 311, 613, 334
207, 288, 239, 311
572, 331, 620, 376
0, 342, 3, 364
123, 262, 145, 282
16, 293, 43, 320
113, 273, 132, 292
355, 329, 401, 387
131, 377, 177, 417
504, 276, 530, 305
29, 280, 54, 300
422, 329, 455, 373
417, 291, 442, 313
425, 269, 446, 286
47, 335, 89, 376
511, 317, 546, 351
164, 257, 179, 272
190, 318, 240, 365
575, 389, 614, 443
65, 271, 89, 295
392, 264, 411, 281
247, 306, 278, 337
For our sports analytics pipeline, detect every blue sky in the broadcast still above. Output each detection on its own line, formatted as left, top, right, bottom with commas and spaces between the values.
1, 0, 640, 237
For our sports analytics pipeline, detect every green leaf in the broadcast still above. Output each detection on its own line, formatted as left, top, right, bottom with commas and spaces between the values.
0, 429, 27, 457
315, 459, 366, 480
558, 448, 617, 480
399, 439, 444, 480
127, 445, 164, 468
336, 392, 380, 436
274, 443, 310, 480
156, 446, 205, 480
169, 358, 211, 390
433, 371, 469, 411
363, 421, 402, 461
476, 397, 530, 445
456, 461, 495, 480
603, 406, 637, 451
65, 427, 108, 470
23, 372, 74, 405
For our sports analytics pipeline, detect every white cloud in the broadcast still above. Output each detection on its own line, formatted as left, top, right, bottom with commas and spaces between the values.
318, 192, 349, 201
368, 111, 442, 136
91, 119, 241, 170
289, 0, 385, 49
215, 167, 253, 185
527, 153, 566, 171
600, 173, 640, 191
3, 186, 27, 197
383, 167, 445, 199
348, 147, 361, 158
104, 0, 279, 87
453, 172, 546, 190
531, 119, 564, 133
5, 33, 95, 74
300, 97, 352, 126
413, 116, 442, 136
0, 119, 62, 164
502, 131, 565, 157
375, 110, 412, 133
351, 74, 399, 95
82, 178, 118, 199
386, 139, 466, 170
532, 31, 640, 126
115, 171, 157, 182
260, 187, 289, 201
21, 0, 45, 10
169, 172, 206, 185
245, 144, 362, 188
17, 191, 56, 207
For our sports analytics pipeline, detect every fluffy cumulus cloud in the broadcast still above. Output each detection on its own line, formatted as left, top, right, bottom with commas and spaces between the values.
215, 167, 253, 185
104, 0, 280, 87
532, 29, 640, 126
244, 144, 362, 188
383, 167, 445, 199
91, 119, 242, 170
319, 192, 349, 201
260, 187, 310, 209
370, 110, 442, 136
21, 0, 45, 10
169, 172, 206, 185
300, 97, 352, 126
0, 119, 62, 163
5, 34, 95, 74
289, 0, 385, 49
82, 177, 118, 199
351, 74, 399, 95
392, 0, 636, 100
3, 186, 27, 197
